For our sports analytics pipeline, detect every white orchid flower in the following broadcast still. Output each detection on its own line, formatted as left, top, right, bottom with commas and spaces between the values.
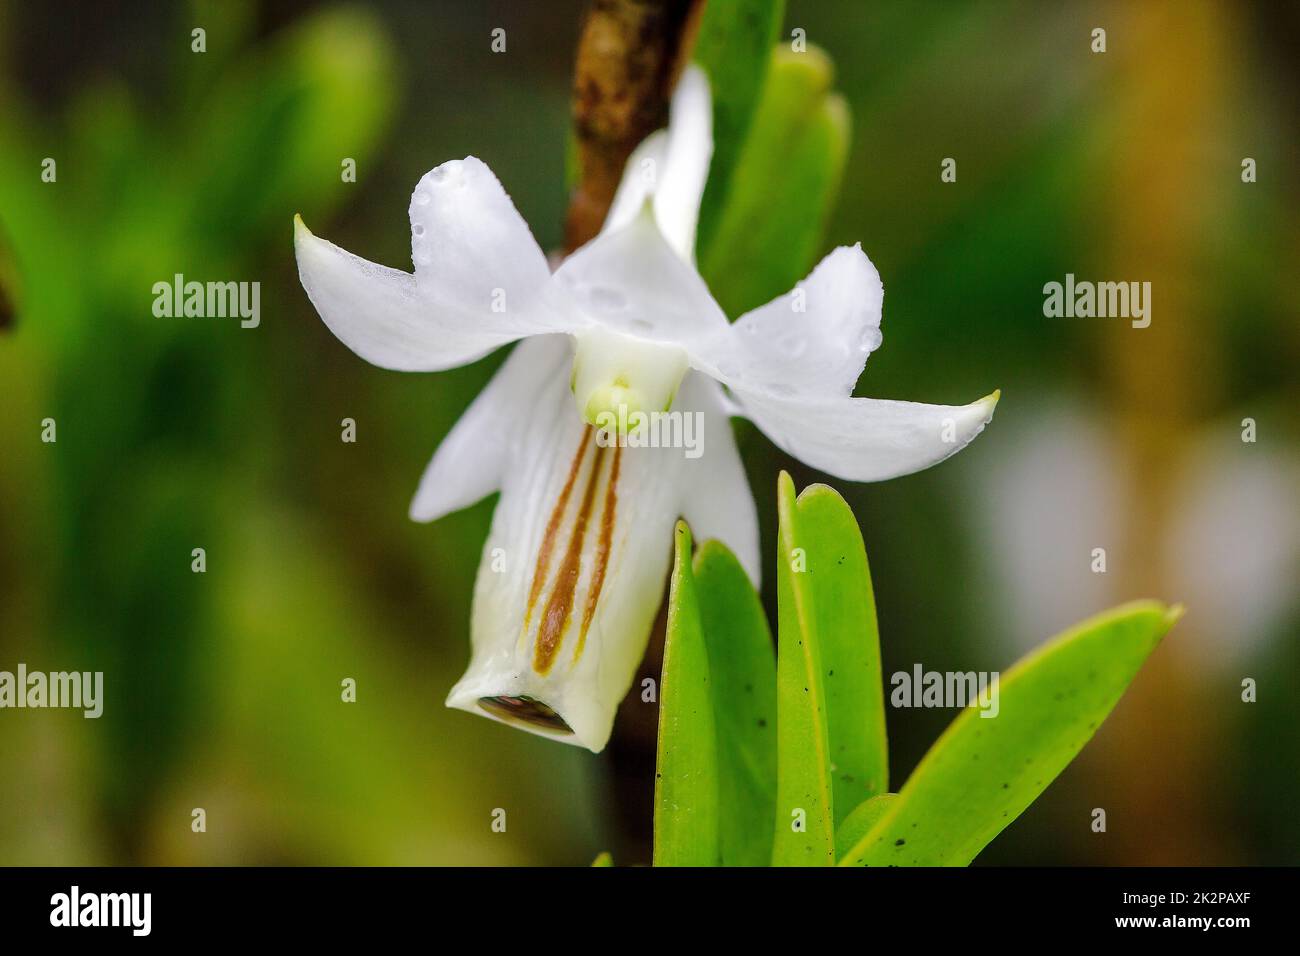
294, 66, 997, 752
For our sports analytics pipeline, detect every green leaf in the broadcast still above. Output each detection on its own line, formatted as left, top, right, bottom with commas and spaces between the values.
835, 794, 897, 862
791, 484, 889, 823
591, 851, 613, 867
771, 472, 836, 866
840, 602, 1183, 867
692, 0, 786, 256
694, 539, 777, 866
653, 522, 721, 866
770, 474, 889, 864
700, 45, 850, 317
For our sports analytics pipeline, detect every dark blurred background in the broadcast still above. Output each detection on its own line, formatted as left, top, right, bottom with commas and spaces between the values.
0, 0, 1296, 865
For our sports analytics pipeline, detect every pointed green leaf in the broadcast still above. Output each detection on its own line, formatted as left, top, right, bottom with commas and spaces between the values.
835, 794, 897, 862
694, 539, 777, 866
692, 0, 786, 255
792, 484, 889, 823
654, 522, 721, 866
700, 45, 850, 317
591, 851, 613, 867
771, 472, 836, 865
840, 602, 1183, 867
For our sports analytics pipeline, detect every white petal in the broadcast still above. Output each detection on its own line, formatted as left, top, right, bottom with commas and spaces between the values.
445, 344, 702, 752
597, 65, 712, 261
295, 156, 568, 372
410, 335, 574, 523
553, 209, 728, 347
295, 216, 511, 371
677, 374, 761, 586
716, 244, 883, 397
601, 131, 669, 238
654, 65, 713, 261
409, 157, 552, 321
735, 387, 1000, 483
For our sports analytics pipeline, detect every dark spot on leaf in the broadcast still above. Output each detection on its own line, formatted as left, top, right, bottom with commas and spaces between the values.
894, 839, 905, 847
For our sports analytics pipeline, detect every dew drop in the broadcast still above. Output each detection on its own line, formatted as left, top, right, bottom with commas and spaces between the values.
586, 285, 628, 312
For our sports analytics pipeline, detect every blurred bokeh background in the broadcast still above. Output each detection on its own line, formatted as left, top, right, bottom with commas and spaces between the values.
0, 0, 1295, 865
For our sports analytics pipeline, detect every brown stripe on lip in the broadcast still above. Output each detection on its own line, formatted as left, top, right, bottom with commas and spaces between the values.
524, 429, 592, 629
533, 442, 607, 675
576, 442, 621, 661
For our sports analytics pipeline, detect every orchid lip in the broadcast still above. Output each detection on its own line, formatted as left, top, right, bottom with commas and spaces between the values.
477, 695, 575, 735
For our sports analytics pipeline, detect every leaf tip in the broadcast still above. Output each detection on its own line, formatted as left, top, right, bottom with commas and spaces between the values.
1163, 603, 1186, 631
794, 481, 849, 509
673, 519, 694, 560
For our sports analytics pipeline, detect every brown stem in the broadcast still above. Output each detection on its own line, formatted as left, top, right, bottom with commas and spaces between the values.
563, 0, 701, 253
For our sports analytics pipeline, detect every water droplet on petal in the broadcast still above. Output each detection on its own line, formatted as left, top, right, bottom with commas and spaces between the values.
586, 285, 628, 312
